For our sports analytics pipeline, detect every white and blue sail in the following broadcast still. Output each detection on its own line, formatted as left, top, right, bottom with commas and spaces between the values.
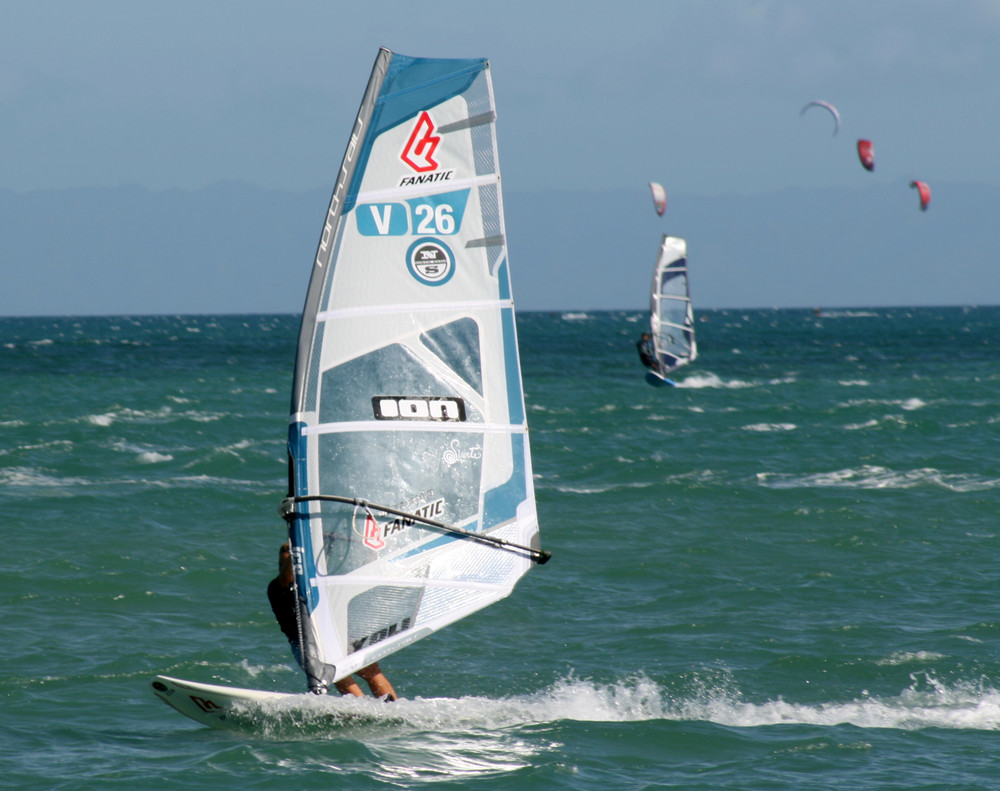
283, 49, 546, 693
646, 235, 697, 387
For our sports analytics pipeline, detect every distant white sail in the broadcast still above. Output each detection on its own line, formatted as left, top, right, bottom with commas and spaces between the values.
647, 235, 696, 384
282, 49, 547, 693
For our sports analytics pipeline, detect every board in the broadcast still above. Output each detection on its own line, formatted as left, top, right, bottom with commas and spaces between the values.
151, 674, 404, 731
151, 674, 294, 728
645, 371, 678, 387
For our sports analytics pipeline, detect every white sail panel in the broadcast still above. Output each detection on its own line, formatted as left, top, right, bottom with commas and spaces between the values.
284, 49, 543, 692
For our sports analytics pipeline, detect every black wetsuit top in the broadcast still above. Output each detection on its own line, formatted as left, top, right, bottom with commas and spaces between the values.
267, 577, 299, 646
637, 338, 656, 368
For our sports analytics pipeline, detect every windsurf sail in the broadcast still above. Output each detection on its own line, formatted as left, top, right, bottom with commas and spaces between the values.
647, 236, 696, 381
282, 48, 547, 693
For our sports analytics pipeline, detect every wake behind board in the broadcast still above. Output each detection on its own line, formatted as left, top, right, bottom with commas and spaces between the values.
151, 674, 295, 728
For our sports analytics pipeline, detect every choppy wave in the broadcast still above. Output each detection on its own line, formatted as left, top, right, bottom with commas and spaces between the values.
817, 310, 880, 319
876, 651, 947, 666
0, 467, 91, 489
838, 397, 927, 411
0, 439, 72, 457
540, 469, 717, 495
743, 422, 797, 432
758, 465, 1000, 491
83, 406, 225, 426
0, 467, 263, 492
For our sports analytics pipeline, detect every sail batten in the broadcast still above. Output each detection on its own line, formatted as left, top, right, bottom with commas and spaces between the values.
322, 575, 511, 592
301, 421, 526, 436
284, 49, 543, 693
355, 173, 499, 204
316, 298, 513, 322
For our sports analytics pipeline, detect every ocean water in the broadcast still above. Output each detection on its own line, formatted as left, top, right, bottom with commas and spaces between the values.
3, 306, 1000, 789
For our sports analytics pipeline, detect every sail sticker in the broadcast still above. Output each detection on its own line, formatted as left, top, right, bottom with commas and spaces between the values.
356, 202, 409, 236
356, 189, 470, 237
399, 170, 454, 187
406, 189, 468, 235
190, 696, 223, 713
406, 238, 455, 286
398, 111, 455, 186
383, 498, 446, 538
372, 396, 467, 421
401, 111, 440, 172
363, 513, 385, 550
351, 617, 412, 653
443, 438, 482, 466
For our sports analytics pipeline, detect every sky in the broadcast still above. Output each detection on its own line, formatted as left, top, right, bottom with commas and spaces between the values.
3, 1, 1000, 314
5, 0, 1000, 197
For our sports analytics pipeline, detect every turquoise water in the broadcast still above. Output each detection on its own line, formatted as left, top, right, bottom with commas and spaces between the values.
3, 307, 1000, 789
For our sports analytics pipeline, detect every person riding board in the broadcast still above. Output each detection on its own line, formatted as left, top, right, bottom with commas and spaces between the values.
636, 332, 656, 368
268, 541, 397, 700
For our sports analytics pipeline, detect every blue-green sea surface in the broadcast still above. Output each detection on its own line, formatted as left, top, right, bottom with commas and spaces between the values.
3, 307, 1000, 789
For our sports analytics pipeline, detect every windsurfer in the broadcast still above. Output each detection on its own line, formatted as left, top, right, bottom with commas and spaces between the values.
637, 332, 656, 368
268, 542, 398, 701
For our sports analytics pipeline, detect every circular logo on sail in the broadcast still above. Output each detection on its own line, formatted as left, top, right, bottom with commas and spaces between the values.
406, 238, 454, 286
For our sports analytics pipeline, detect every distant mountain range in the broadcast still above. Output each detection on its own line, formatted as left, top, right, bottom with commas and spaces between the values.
2, 181, 997, 316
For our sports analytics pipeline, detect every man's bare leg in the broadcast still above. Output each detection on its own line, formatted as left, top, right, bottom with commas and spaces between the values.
334, 678, 364, 696
357, 663, 397, 700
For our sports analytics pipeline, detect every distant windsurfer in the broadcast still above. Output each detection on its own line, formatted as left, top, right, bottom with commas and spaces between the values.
637, 332, 656, 368
268, 541, 397, 700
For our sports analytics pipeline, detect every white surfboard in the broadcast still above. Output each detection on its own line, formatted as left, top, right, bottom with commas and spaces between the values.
151, 675, 295, 728
152, 674, 403, 730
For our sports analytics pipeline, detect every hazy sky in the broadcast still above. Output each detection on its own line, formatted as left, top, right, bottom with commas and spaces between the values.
5, 0, 1000, 198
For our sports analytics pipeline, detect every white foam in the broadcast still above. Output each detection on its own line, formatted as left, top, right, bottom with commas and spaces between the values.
838, 397, 927, 411
876, 651, 947, 666
675, 373, 754, 389
137, 451, 173, 464
818, 310, 879, 318
238, 673, 1000, 742
0, 467, 90, 488
758, 465, 1000, 492
743, 423, 797, 432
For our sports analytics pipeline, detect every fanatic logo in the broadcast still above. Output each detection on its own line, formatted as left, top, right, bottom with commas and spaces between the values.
401, 111, 440, 173
189, 696, 223, 713
363, 513, 385, 550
